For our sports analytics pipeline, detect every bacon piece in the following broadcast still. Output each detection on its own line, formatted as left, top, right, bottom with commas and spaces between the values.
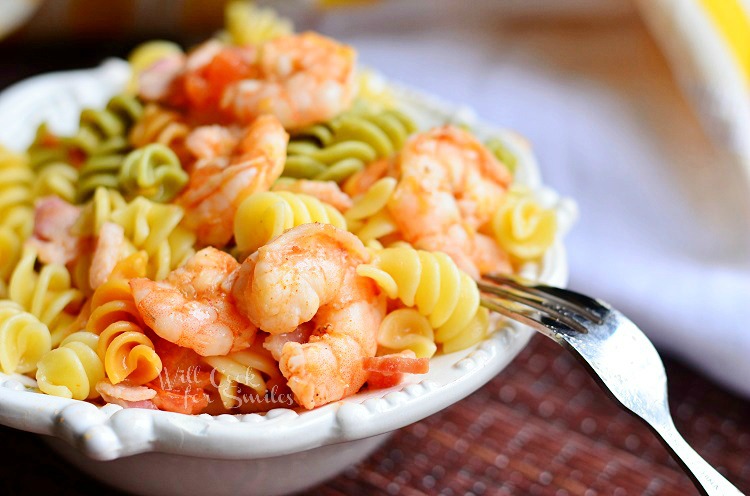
27, 196, 82, 265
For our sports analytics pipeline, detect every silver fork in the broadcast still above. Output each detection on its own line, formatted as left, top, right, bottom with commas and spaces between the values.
478, 274, 745, 496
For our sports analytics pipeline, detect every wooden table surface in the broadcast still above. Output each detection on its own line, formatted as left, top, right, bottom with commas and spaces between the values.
1, 42, 748, 496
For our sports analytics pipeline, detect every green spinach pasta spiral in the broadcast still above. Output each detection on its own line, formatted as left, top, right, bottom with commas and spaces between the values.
73, 94, 144, 202
284, 107, 417, 183
26, 124, 79, 203
119, 143, 188, 202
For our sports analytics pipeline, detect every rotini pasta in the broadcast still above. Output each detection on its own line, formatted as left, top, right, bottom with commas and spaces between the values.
127, 41, 183, 94
203, 343, 283, 410
71, 94, 144, 203
109, 197, 195, 280
356, 70, 397, 111
234, 191, 346, 255
9, 247, 83, 346
86, 252, 162, 385
26, 124, 79, 203
0, 147, 34, 286
223, 0, 293, 46
65, 94, 143, 157
129, 103, 190, 158
73, 186, 128, 238
377, 308, 437, 359
285, 108, 416, 183
344, 177, 398, 244
119, 144, 188, 202
485, 137, 517, 176
357, 246, 486, 351
0, 300, 51, 374
492, 188, 557, 260
36, 331, 105, 400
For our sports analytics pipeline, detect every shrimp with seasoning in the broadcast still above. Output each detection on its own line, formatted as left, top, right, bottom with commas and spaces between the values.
387, 125, 513, 278
130, 247, 256, 357
177, 114, 288, 247
232, 223, 386, 409
222, 32, 357, 129
138, 33, 356, 129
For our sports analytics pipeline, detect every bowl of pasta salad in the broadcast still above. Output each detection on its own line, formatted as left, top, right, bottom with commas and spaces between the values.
0, 4, 575, 495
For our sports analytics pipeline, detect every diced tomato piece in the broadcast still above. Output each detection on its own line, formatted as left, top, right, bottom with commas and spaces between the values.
183, 47, 254, 111
367, 370, 404, 389
363, 352, 430, 375
150, 385, 210, 415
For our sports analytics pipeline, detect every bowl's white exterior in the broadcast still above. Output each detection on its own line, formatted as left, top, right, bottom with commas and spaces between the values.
0, 61, 576, 496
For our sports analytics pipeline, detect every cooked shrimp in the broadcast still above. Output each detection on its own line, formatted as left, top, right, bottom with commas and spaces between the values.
342, 157, 391, 198
262, 323, 314, 362
232, 223, 386, 409
89, 222, 132, 290
177, 114, 288, 247
140, 33, 354, 129
130, 247, 256, 356
27, 196, 82, 266
185, 125, 242, 162
272, 178, 353, 211
388, 126, 513, 278
221, 32, 357, 128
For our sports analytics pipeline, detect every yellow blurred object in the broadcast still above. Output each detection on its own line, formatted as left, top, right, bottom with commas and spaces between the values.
698, 0, 750, 82
224, 0, 293, 46
127, 41, 183, 93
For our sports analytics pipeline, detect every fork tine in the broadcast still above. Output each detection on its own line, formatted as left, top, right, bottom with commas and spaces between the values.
483, 273, 609, 324
477, 281, 590, 335
479, 296, 582, 340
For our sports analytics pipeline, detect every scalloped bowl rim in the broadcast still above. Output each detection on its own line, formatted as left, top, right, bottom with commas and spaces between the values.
0, 59, 577, 462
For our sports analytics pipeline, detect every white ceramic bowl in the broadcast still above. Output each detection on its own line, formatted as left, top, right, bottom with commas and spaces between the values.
0, 60, 577, 496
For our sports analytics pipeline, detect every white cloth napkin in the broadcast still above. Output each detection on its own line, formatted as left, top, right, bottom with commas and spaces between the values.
309, 1, 750, 396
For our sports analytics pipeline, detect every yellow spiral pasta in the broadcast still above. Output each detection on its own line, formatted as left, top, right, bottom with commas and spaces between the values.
9, 247, 83, 347
127, 41, 183, 94
223, 0, 293, 46
356, 70, 397, 111
73, 187, 129, 238
108, 196, 196, 280
377, 308, 437, 359
492, 188, 557, 260
234, 191, 346, 256
0, 147, 34, 288
204, 343, 283, 410
344, 177, 398, 244
357, 246, 487, 351
85, 252, 162, 385
0, 300, 51, 374
36, 331, 105, 400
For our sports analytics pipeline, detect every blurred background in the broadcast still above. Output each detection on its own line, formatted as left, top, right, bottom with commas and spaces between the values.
0, 0, 748, 494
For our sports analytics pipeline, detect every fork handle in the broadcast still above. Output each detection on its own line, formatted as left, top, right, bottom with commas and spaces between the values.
651, 419, 745, 495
